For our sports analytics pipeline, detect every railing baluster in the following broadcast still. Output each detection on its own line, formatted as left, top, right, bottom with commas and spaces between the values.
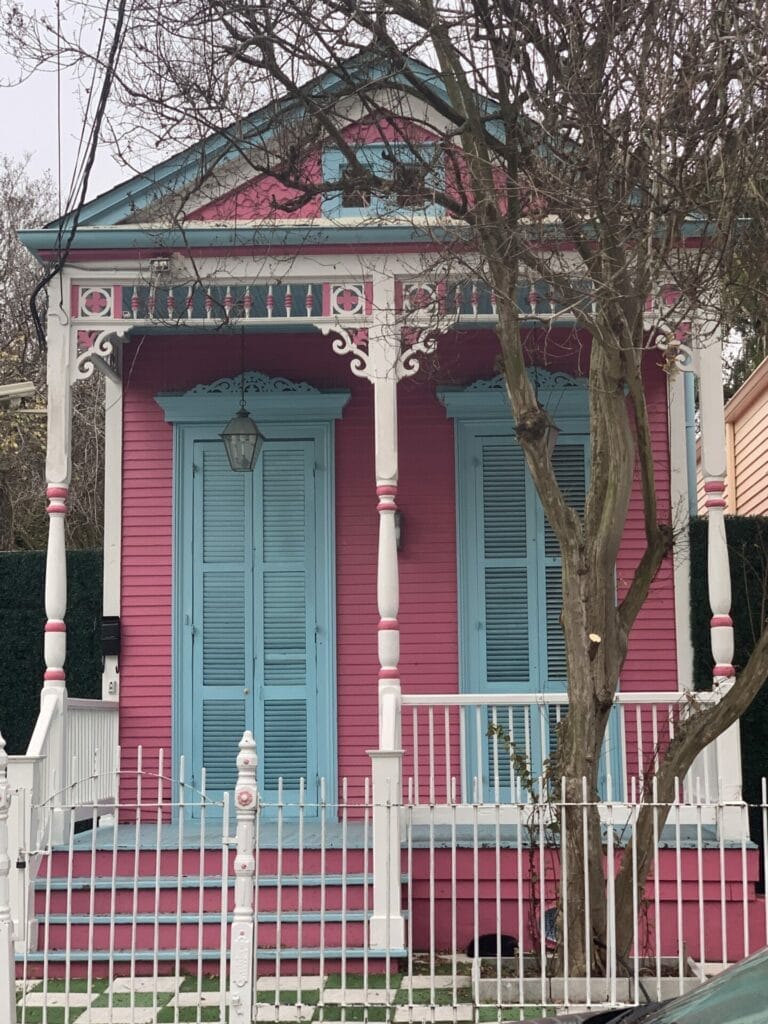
428, 706, 436, 806
444, 705, 451, 805
412, 706, 420, 804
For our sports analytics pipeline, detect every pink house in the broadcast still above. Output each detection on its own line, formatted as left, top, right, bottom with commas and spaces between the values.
10, 53, 765, 1002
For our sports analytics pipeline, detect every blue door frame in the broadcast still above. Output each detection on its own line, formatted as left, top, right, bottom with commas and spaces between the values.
158, 375, 349, 813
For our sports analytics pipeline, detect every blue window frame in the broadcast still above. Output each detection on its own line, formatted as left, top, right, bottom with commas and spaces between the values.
322, 144, 443, 218
440, 372, 624, 799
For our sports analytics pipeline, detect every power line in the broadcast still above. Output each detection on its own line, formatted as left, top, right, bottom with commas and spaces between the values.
29, 0, 130, 349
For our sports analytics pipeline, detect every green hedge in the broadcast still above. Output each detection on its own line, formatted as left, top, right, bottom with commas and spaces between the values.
690, 516, 768, 811
0, 551, 102, 755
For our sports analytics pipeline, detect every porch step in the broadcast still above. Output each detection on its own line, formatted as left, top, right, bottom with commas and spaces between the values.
36, 874, 378, 916
19, 947, 407, 962
40, 916, 371, 949
32, 856, 395, 971
44, 911, 371, 924
17, 947, 407, 980
36, 872, 371, 889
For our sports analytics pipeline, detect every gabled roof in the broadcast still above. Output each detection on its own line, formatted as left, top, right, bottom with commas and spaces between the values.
34, 50, 475, 234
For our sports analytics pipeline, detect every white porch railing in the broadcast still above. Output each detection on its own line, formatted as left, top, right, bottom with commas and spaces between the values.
397, 690, 723, 815
6, 696, 118, 950
64, 697, 120, 808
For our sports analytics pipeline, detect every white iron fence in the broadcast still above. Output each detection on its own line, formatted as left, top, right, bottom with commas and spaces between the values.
3, 729, 767, 1023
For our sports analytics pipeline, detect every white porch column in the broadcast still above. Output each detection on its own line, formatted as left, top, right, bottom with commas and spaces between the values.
324, 272, 442, 951
29, 308, 73, 843
367, 276, 405, 949
374, 371, 401, 745
697, 325, 742, 828
43, 309, 73, 698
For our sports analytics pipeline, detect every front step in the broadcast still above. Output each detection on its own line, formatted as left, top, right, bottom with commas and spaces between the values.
18, 948, 406, 980
28, 846, 404, 978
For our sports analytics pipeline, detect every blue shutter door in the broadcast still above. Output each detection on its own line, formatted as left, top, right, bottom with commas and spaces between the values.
192, 442, 254, 799
189, 437, 321, 812
477, 437, 535, 693
463, 432, 536, 795
254, 442, 318, 806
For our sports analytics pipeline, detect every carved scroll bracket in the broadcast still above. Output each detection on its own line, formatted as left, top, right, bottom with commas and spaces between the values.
322, 320, 450, 383
653, 326, 697, 375
320, 325, 372, 380
73, 327, 131, 384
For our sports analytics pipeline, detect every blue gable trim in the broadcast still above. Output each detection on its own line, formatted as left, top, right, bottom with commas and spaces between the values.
18, 222, 469, 258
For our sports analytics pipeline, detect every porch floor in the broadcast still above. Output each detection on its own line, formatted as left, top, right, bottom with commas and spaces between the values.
67, 820, 730, 850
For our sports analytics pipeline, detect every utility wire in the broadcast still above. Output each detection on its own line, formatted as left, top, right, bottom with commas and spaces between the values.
56, 0, 61, 222
29, 0, 129, 349
65, 0, 114, 217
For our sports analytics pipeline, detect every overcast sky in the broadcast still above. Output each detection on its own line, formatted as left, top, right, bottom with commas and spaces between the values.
0, 47, 128, 212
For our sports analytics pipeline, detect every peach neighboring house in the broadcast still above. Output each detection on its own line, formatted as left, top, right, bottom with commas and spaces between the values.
698, 354, 768, 514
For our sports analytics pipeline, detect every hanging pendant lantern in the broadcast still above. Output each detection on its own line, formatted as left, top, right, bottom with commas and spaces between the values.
221, 333, 264, 471
221, 402, 264, 472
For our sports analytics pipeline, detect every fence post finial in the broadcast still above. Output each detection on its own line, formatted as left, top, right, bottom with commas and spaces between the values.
229, 730, 258, 1022
0, 732, 16, 1022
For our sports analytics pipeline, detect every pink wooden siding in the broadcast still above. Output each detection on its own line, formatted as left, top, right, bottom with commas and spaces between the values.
617, 355, 678, 692
119, 331, 677, 793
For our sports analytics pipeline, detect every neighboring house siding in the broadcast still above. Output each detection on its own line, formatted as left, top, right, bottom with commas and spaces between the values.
697, 355, 768, 515
732, 399, 768, 514
119, 332, 677, 797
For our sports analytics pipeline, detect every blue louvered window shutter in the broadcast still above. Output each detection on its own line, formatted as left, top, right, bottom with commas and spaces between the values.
254, 442, 317, 805
472, 437, 535, 794
479, 439, 532, 690
194, 442, 253, 797
465, 428, 589, 792
539, 441, 588, 763
541, 442, 588, 687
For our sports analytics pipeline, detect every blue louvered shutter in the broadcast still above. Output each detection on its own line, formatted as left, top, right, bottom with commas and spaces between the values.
466, 428, 588, 791
479, 438, 532, 691
254, 442, 317, 805
542, 442, 588, 688
471, 436, 536, 795
540, 441, 588, 761
192, 442, 253, 798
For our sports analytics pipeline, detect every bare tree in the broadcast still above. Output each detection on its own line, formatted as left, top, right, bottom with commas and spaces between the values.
0, 156, 103, 549
6, 0, 768, 969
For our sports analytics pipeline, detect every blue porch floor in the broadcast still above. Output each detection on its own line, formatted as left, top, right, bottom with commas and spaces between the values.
66, 820, 733, 850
